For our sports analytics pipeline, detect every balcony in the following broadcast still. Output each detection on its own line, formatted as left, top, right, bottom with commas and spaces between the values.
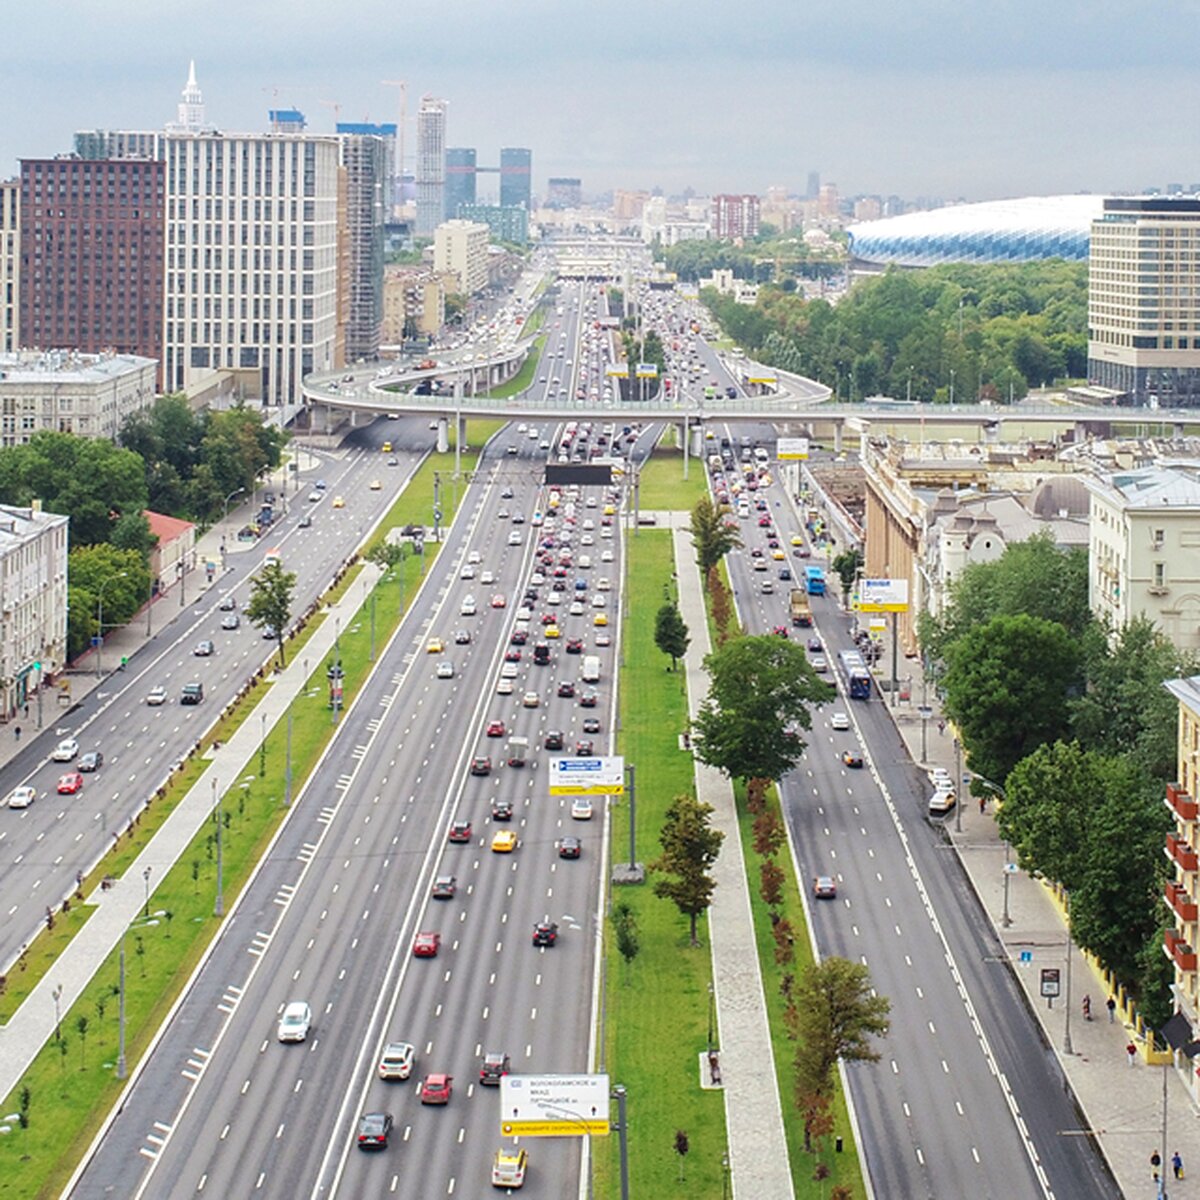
1166, 881, 1199, 923
1167, 833, 1199, 872
1167, 783, 1198, 822
1166, 929, 1199, 973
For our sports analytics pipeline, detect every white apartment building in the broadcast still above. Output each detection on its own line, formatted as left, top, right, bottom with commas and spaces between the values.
0, 180, 17, 352
415, 97, 447, 237
0, 351, 156, 445
0, 503, 69, 720
433, 220, 489, 296
162, 133, 340, 406
1085, 466, 1200, 651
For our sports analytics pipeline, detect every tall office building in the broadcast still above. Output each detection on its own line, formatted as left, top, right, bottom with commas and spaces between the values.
1089, 197, 1200, 406
711, 194, 760, 240
499, 147, 532, 211
806, 171, 820, 201
0, 181, 18, 352
19, 158, 165, 381
415, 96, 448, 236
168, 61, 208, 133
445, 148, 477, 218
162, 133, 340, 403
74, 130, 165, 161
337, 123, 396, 361
546, 178, 582, 209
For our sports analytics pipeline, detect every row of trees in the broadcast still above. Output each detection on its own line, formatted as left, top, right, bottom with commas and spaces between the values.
655, 233, 843, 285
922, 534, 1192, 1023
702, 260, 1088, 403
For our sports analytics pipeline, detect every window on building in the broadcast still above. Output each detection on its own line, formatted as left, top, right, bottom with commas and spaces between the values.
1155, 562, 1166, 588
1154, 527, 1165, 547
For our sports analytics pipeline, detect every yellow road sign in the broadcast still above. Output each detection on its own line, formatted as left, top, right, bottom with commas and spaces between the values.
501, 1119, 610, 1137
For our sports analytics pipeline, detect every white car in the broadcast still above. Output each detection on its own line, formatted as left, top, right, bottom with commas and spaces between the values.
830, 712, 850, 731
146, 686, 168, 706
591, 594, 607, 608
597, 577, 611, 590
571, 797, 594, 820
601, 549, 614, 563
481, 570, 496, 585
436, 662, 454, 679
569, 601, 585, 616
467, 550, 482, 564
6, 785, 36, 809
378, 1040, 416, 1080
501, 662, 520, 679
497, 679, 515, 695
51, 738, 79, 762
508, 531, 523, 546
461, 564, 476, 579
277, 1000, 312, 1042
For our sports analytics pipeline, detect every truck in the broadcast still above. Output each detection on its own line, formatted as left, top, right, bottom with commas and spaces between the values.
789, 588, 812, 627
506, 736, 529, 768
581, 655, 601, 683
805, 565, 826, 596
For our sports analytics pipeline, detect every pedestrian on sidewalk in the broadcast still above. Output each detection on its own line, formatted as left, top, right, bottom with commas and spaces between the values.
1082, 994, 1091, 1021
937, 718, 946, 736
1127, 1040, 1138, 1067
1151, 1149, 1162, 1178
1172, 1150, 1184, 1179
13, 724, 20, 742
1107, 996, 1117, 1023
979, 794, 986, 815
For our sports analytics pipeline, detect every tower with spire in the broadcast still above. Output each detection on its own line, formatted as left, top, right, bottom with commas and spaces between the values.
169, 61, 207, 132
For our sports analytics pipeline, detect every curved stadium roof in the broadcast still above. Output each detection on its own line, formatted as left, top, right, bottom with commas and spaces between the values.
847, 195, 1105, 268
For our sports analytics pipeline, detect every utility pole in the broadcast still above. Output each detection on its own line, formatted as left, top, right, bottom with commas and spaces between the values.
284, 712, 293, 807
213, 777, 224, 917
614, 1085, 630, 1200
954, 737, 963, 833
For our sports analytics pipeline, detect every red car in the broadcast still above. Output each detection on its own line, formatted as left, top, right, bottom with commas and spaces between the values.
447, 820, 473, 843
413, 932, 441, 957
471, 756, 492, 776
510, 629, 528, 645
491, 594, 506, 609
504, 648, 523, 662
57, 772, 84, 795
419, 1073, 453, 1104
486, 719, 506, 737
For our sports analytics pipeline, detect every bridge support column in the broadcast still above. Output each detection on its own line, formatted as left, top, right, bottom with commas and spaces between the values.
457, 414, 468, 451
436, 417, 450, 453
832, 423, 843, 455
311, 403, 330, 433
689, 423, 705, 458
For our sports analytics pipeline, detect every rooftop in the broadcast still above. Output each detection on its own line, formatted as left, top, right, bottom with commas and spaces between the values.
0, 350, 156, 385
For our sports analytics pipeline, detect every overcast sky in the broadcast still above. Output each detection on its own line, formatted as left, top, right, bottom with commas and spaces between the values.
4, 0, 1198, 202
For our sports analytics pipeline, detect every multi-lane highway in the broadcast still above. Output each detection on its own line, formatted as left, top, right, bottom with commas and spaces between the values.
716, 436, 1117, 1199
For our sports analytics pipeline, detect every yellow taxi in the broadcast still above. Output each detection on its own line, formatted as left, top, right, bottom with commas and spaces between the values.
491, 830, 518, 853
332, 495, 345, 508
593, 612, 608, 627
491, 1147, 528, 1187
790, 535, 804, 546
772, 549, 785, 561
544, 624, 561, 639
382, 441, 392, 453
603, 504, 615, 516
426, 637, 444, 654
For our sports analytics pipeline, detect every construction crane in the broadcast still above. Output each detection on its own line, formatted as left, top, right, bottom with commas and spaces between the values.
382, 79, 408, 187
318, 99, 343, 127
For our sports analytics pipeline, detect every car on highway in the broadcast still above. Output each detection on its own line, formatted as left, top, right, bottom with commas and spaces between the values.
841, 750, 864, 769
544, 624, 561, 639
332, 495, 345, 508
180, 682, 204, 705
497, 679, 514, 695
492, 593, 507, 608
431, 874, 457, 899
581, 717, 601, 734
447, 819, 473, 843
369, 479, 382, 490
218, 595, 237, 611
558, 836, 582, 859
51, 737, 80, 762
491, 1147, 528, 1188
532, 921, 559, 947
565, 637, 583, 654
413, 931, 441, 957
78, 750, 104, 772
491, 830, 518, 853
479, 1052, 511, 1086
461, 564, 476, 580
491, 798, 514, 821
378, 1042, 415, 1081
57, 772, 84, 795
471, 756, 492, 776
544, 730, 564, 750
575, 739, 594, 756
436, 661, 454, 679
146, 685, 167, 706
356, 1111, 393, 1150
486, 719, 506, 737
426, 637, 444, 654
593, 613, 608, 627
830, 712, 850, 731
557, 680, 576, 698
191, 638, 215, 657
277, 1000, 312, 1042
522, 691, 540, 709
6, 785, 36, 809
419, 1073, 453, 1105
571, 797, 594, 820
811, 655, 828, 673
220, 613, 240, 630
813, 875, 838, 899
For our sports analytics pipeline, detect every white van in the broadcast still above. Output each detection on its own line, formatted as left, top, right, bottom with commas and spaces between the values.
461, 595, 477, 616
579, 555, 592, 570
582, 655, 601, 683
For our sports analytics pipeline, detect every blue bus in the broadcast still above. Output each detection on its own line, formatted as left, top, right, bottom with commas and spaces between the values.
838, 649, 873, 700
804, 565, 826, 596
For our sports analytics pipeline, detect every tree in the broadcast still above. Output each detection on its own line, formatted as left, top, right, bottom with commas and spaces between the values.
830, 548, 862, 604
611, 902, 640, 982
692, 635, 834, 785
689, 496, 741, 576
942, 613, 1081, 784
75, 1014, 89, 1069
650, 794, 725, 947
67, 545, 152, 659
791, 957, 890, 1100
654, 601, 690, 670
245, 561, 298, 666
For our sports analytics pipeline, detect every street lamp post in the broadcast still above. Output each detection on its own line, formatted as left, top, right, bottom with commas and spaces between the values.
95, 571, 130, 679
223, 486, 246, 531
116, 936, 127, 1078
707, 981, 716, 1053
213, 777, 224, 917
52, 983, 63, 1041
142, 866, 151, 918
954, 737, 963, 833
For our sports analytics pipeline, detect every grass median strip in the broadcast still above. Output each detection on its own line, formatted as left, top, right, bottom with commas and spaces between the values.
595, 530, 728, 1198
0, 425, 502, 1200
636, 449, 708, 511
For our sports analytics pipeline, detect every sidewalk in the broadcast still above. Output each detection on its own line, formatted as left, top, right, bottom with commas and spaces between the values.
0, 448, 323, 779
872, 634, 1200, 1198
0, 561, 381, 1101
672, 524, 797, 1200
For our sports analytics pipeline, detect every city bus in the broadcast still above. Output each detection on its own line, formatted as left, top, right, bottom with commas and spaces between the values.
837, 650, 873, 700
804, 565, 826, 595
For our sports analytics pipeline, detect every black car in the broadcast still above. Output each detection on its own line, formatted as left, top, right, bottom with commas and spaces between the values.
357, 1111, 393, 1150
544, 730, 564, 750
78, 751, 104, 772
193, 640, 214, 657
180, 682, 204, 705
471, 756, 492, 776
575, 739, 594, 756
581, 717, 601, 734
558, 836, 582, 859
218, 595, 237, 612
579, 690, 598, 708
510, 629, 528, 646
491, 798, 514, 821
454, 629, 471, 645
479, 1052, 511, 1085
532, 921, 558, 947
565, 638, 584, 655
557, 681, 576, 698
778, 568, 792, 580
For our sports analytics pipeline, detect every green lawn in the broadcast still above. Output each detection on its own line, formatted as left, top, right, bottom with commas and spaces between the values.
594, 532, 728, 1198
0, 438, 494, 1200
637, 450, 709, 511
488, 337, 546, 398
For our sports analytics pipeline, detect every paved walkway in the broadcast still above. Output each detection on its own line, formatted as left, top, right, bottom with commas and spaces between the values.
671, 522, 797, 1200
0, 560, 381, 1100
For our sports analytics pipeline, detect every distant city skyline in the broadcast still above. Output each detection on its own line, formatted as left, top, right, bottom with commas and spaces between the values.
5, 1, 1198, 203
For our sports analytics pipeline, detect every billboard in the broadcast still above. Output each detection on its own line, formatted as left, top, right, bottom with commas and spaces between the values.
500, 1074, 611, 1137
548, 755, 625, 796
776, 437, 809, 460
605, 365, 630, 378
635, 362, 659, 379
545, 464, 613, 487
747, 374, 777, 386
859, 578, 909, 613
